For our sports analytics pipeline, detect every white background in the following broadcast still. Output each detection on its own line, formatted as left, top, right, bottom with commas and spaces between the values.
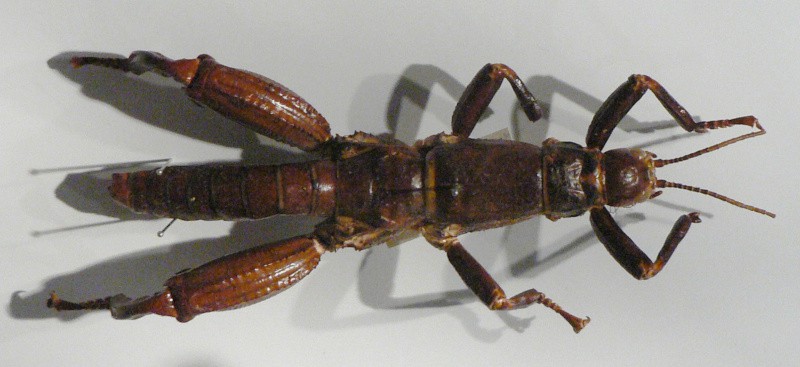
1, 2, 797, 366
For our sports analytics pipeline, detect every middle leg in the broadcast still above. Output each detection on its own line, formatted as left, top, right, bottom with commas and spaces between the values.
423, 230, 589, 333
451, 64, 544, 138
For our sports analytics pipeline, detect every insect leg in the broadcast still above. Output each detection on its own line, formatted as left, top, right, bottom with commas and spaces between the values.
426, 234, 589, 333
451, 64, 543, 138
586, 74, 758, 150
48, 235, 326, 321
72, 52, 332, 151
589, 207, 701, 280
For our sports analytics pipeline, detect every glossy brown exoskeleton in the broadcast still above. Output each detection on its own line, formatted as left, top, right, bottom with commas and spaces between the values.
48, 52, 774, 333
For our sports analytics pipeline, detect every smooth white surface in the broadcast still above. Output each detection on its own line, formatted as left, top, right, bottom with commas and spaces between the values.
1, 2, 797, 366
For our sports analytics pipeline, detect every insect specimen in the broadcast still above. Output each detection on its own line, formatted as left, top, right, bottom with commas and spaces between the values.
48, 52, 774, 332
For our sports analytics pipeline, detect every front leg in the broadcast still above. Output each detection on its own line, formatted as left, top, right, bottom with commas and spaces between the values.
451, 64, 544, 138
423, 230, 589, 333
587, 74, 759, 150
72, 51, 332, 151
590, 207, 701, 280
48, 235, 326, 321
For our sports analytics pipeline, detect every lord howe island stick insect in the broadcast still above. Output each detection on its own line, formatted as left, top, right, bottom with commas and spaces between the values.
47, 51, 774, 333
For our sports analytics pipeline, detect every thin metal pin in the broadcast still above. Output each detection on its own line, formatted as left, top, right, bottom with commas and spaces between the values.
157, 218, 178, 237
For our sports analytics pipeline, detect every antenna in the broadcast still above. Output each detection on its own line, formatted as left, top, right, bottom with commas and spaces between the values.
653, 120, 774, 218
657, 180, 775, 218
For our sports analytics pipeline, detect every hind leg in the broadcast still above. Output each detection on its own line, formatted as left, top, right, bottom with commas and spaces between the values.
49, 235, 326, 321
73, 51, 332, 151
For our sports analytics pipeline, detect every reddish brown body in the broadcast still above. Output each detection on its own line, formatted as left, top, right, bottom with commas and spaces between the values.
48, 52, 773, 332
111, 162, 337, 220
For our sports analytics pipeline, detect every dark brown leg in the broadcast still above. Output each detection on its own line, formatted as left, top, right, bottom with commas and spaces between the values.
49, 235, 325, 321
590, 207, 701, 280
586, 74, 759, 150
452, 64, 543, 138
425, 233, 589, 333
72, 51, 332, 151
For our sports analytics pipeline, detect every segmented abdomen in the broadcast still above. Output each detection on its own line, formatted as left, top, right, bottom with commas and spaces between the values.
110, 161, 336, 220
